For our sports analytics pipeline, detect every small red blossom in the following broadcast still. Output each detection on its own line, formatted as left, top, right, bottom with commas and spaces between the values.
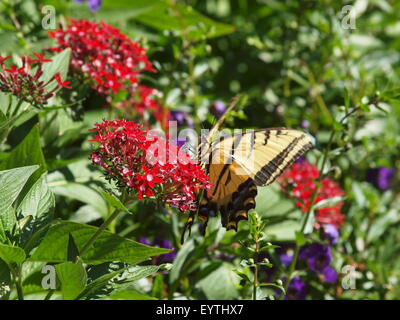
33, 53, 52, 63
49, 19, 154, 96
89, 119, 211, 212
0, 53, 71, 106
279, 161, 345, 229
54, 73, 71, 89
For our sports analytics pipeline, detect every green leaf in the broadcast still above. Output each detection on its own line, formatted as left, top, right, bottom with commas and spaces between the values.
259, 243, 280, 252
55, 261, 87, 300
78, 264, 165, 300
126, 0, 235, 41
28, 221, 170, 265
16, 173, 55, 250
40, 48, 71, 92
233, 269, 252, 283
51, 183, 108, 219
0, 125, 47, 194
265, 220, 301, 241
196, 263, 239, 300
295, 231, 306, 246
151, 273, 164, 299
0, 243, 26, 265
169, 238, 195, 284
258, 282, 286, 295
17, 173, 55, 219
99, 189, 129, 213
105, 290, 156, 300
0, 165, 39, 239
0, 165, 40, 214
0, 206, 17, 242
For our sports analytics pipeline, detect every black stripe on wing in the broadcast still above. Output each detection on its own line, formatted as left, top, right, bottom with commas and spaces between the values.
254, 134, 313, 186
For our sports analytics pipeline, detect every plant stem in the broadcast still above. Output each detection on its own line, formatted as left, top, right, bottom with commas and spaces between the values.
10, 266, 24, 300
78, 190, 128, 259
11, 99, 24, 117
78, 208, 121, 259
253, 238, 259, 300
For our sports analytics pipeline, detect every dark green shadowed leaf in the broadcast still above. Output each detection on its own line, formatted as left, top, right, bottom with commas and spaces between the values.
67, 233, 80, 262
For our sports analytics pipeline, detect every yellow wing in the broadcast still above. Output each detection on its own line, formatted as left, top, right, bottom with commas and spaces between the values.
197, 128, 313, 232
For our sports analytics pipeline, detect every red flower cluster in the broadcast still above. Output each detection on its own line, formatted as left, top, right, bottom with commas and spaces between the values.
90, 119, 210, 212
49, 19, 154, 96
0, 54, 70, 106
279, 161, 345, 228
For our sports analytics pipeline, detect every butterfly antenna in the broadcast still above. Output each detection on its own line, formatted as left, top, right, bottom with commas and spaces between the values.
206, 94, 243, 144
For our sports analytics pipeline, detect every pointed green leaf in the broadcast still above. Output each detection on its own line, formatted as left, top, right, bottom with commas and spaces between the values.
55, 261, 87, 300
28, 221, 171, 265
78, 264, 165, 300
0, 243, 26, 265
0, 125, 46, 194
40, 48, 71, 92
0, 165, 39, 214
17, 173, 55, 219
99, 189, 129, 213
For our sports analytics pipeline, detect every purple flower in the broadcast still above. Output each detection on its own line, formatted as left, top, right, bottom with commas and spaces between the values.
139, 237, 176, 263
285, 277, 307, 300
321, 266, 338, 283
321, 224, 339, 245
299, 243, 332, 272
295, 156, 306, 164
169, 110, 193, 128
211, 100, 226, 118
139, 237, 152, 246
75, 0, 102, 11
300, 119, 310, 130
366, 167, 395, 190
155, 238, 176, 262
279, 252, 293, 267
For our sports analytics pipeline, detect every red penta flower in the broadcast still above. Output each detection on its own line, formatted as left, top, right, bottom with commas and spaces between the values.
279, 161, 345, 229
54, 73, 71, 89
49, 19, 154, 96
0, 53, 71, 106
89, 119, 211, 212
